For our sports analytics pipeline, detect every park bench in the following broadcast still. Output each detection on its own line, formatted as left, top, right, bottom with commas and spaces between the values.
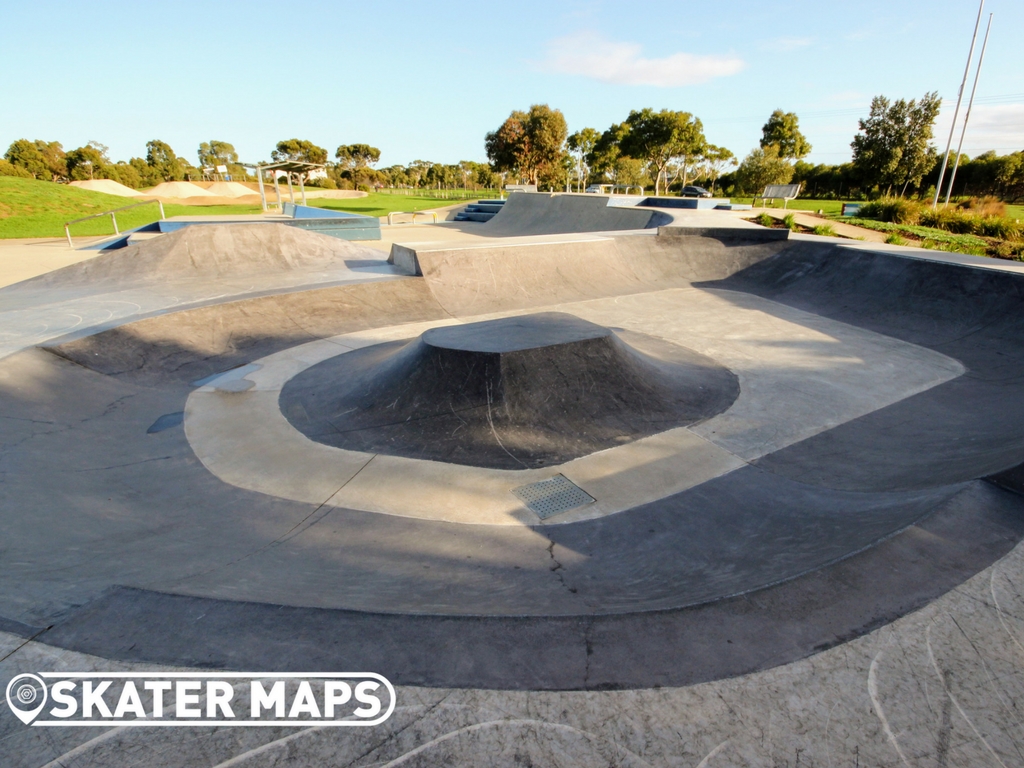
386, 211, 439, 225
753, 183, 802, 210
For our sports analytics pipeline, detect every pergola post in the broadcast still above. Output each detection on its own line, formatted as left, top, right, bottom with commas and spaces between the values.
238, 161, 324, 212
256, 166, 268, 213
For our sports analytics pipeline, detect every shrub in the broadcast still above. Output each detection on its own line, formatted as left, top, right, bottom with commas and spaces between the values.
782, 213, 797, 231
859, 197, 921, 224
919, 207, 979, 234
813, 224, 836, 237
992, 241, 1022, 259
958, 195, 1005, 218
885, 233, 908, 246
978, 217, 1022, 240
0, 159, 32, 178
922, 238, 986, 257
755, 212, 774, 228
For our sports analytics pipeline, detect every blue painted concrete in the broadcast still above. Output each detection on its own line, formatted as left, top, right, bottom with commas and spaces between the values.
84, 205, 381, 250
454, 199, 506, 223
283, 203, 369, 220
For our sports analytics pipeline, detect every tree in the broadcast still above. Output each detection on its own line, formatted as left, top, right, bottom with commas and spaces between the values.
197, 140, 239, 168
485, 104, 568, 186
474, 164, 500, 189
103, 162, 142, 189
66, 142, 110, 180
406, 160, 432, 188
736, 145, 794, 194
36, 140, 67, 181
760, 110, 811, 160
145, 140, 187, 181
587, 123, 627, 182
613, 157, 649, 189
999, 153, 1024, 202
425, 163, 458, 189
5, 140, 48, 179
567, 128, 599, 192
851, 92, 942, 197
697, 145, 736, 194
271, 139, 328, 165
5, 139, 66, 180
380, 164, 410, 187
335, 143, 381, 188
619, 108, 706, 196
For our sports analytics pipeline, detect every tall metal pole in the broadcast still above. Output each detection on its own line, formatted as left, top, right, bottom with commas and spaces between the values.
944, 13, 993, 205
933, 0, 984, 208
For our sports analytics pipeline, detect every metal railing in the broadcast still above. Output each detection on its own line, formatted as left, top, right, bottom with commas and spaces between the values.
64, 200, 166, 248
387, 211, 439, 225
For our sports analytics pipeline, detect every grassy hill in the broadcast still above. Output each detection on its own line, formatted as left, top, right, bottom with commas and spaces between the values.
0, 177, 259, 239
0, 178, 481, 238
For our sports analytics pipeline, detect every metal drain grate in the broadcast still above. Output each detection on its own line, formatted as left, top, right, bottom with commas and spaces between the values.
511, 475, 595, 519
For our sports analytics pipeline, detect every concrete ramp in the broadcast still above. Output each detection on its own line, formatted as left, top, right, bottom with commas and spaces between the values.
480, 192, 670, 235
391, 227, 791, 315
15, 223, 385, 290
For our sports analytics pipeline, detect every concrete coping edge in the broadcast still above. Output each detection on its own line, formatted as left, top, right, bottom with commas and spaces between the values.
657, 226, 790, 241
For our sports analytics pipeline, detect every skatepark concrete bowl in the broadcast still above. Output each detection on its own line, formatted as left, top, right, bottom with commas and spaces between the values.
4, 201, 1024, 766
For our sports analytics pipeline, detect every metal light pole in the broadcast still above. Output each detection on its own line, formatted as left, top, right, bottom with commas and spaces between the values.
944, 12, 993, 205
933, 0, 985, 208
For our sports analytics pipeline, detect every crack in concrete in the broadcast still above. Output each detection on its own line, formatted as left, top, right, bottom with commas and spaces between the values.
342, 691, 454, 768
546, 541, 577, 596
72, 455, 174, 473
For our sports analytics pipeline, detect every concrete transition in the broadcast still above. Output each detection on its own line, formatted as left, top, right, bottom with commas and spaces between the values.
21, 222, 382, 287
281, 312, 738, 468
4, 200, 1024, 766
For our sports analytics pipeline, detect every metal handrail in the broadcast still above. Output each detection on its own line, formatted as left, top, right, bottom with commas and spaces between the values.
64, 200, 166, 248
387, 211, 439, 225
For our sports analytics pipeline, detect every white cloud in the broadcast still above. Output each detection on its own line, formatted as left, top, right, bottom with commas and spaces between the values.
540, 31, 744, 88
934, 104, 1024, 154
766, 37, 814, 52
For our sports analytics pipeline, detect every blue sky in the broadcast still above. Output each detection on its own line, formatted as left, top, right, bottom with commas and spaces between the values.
1, 0, 1021, 169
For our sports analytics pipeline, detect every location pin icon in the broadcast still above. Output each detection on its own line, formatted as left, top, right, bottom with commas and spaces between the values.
6, 674, 48, 725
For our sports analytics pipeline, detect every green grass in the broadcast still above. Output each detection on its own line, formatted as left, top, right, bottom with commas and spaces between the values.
0, 178, 498, 238
733, 197, 845, 216
0, 177, 260, 239
309, 192, 481, 219
1007, 204, 1024, 221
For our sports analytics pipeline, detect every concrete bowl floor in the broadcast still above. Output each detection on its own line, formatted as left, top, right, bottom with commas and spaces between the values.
3, 220, 1024, 767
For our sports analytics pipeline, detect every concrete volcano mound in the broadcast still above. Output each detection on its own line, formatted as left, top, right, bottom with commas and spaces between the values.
281, 312, 739, 468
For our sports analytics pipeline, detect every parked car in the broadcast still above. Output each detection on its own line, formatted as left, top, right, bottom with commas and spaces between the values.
679, 186, 712, 198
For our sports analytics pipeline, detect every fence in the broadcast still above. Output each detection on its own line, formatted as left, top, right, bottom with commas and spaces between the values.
377, 188, 502, 200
